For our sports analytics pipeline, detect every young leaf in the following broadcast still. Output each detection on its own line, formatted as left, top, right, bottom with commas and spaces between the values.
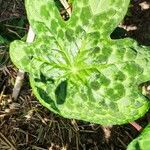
10, 0, 150, 125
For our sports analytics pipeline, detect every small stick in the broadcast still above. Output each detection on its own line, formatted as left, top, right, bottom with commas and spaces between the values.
12, 26, 35, 100
129, 121, 142, 131
0, 132, 17, 150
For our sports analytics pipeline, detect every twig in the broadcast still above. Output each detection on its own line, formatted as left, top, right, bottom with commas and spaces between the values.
0, 132, 17, 150
0, 85, 5, 103
12, 26, 35, 100
31, 145, 47, 150
117, 137, 126, 148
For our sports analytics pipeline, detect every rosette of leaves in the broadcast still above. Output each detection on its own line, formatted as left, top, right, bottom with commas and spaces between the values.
127, 124, 150, 150
10, 0, 150, 125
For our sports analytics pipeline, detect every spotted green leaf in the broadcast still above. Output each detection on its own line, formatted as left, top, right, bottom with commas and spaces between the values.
10, 0, 150, 125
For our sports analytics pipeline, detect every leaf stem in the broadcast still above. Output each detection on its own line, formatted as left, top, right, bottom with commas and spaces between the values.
129, 121, 142, 131
60, 0, 72, 17
12, 26, 35, 100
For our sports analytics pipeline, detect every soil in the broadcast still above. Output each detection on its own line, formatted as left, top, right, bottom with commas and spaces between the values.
0, 0, 150, 150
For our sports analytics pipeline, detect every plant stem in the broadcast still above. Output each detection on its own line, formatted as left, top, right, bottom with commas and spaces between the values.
60, 0, 72, 16
12, 26, 35, 100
